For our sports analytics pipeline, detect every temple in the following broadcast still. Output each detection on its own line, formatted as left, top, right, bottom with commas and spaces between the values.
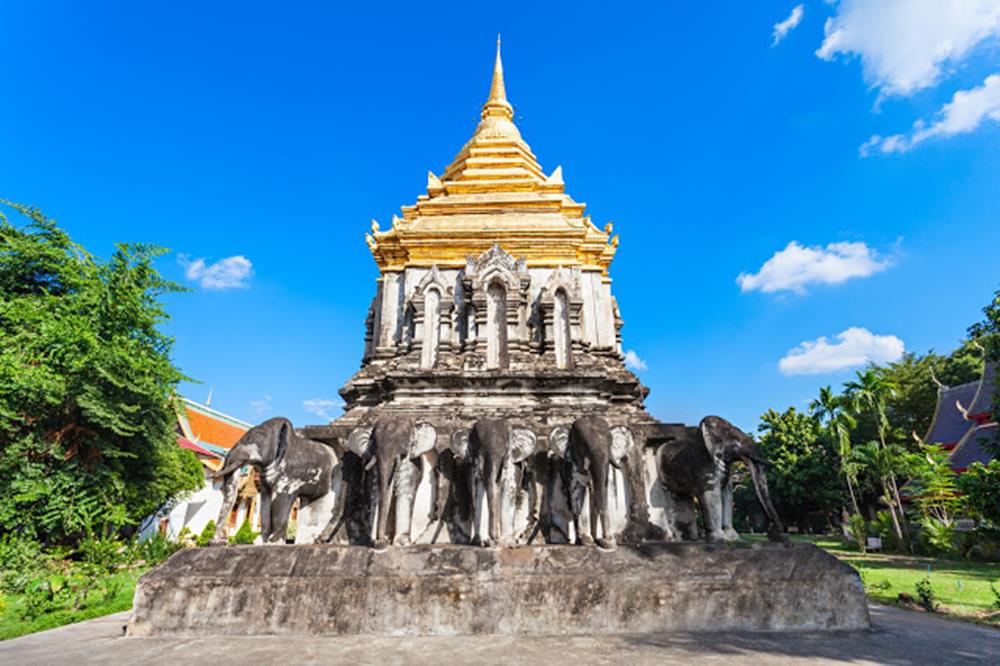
923, 360, 997, 473
305, 40, 672, 543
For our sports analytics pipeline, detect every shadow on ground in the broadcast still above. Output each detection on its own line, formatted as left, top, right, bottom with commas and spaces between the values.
1, 605, 998, 665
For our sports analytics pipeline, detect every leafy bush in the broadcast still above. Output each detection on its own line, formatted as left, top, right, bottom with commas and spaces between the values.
0, 534, 47, 595
79, 534, 133, 571
138, 532, 183, 565
846, 514, 867, 552
872, 511, 900, 551
920, 517, 955, 556
914, 577, 937, 612
229, 519, 258, 545
196, 520, 216, 547
959, 461, 1000, 526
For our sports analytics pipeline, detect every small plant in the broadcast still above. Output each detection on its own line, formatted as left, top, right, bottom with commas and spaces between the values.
990, 581, 1000, 612
138, 532, 183, 565
920, 517, 955, 556
846, 514, 867, 552
914, 577, 937, 612
869, 579, 892, 592
229, 519, 259, 545
196, 520, 217, 547
176, 527, 195, 547
0, 535, 46, 595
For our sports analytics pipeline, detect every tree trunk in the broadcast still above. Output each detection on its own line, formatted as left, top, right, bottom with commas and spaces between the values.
882, 482, 904, 545
845, 474, 861, 515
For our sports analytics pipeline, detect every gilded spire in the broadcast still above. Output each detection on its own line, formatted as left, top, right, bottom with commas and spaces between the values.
483, 35, 513, 120
365, 38, 616, 274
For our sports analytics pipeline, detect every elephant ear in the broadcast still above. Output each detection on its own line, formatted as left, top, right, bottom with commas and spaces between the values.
275, 420, 292, 466
347, 427, 374, 459
609, 426, 633, 469
701, 416, 729, 456
509, 428, 537, 464
548, 425, 570, 459
450, 429, 470, 462
409, 422, 437, 458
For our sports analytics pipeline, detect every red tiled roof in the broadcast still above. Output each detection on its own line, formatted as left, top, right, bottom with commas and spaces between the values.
178, 436, 219, 458
183, 403, 249, 449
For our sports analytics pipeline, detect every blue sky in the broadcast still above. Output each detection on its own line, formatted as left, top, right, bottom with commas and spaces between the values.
3, 2, 999, 432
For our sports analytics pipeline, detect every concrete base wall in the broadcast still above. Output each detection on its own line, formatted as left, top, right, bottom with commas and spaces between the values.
128, 543, 869, 636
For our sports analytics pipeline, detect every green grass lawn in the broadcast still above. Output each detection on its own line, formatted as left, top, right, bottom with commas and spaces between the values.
0, 568, 144, 641
750, 534, 1000, 622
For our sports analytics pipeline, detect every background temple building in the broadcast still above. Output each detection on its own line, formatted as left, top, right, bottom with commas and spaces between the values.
923, 360, 997, 473
305, 41, 674, 544
141, 397, 258, 541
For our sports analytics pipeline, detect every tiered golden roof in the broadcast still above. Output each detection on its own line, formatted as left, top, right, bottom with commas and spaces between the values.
366, 38, 618, 273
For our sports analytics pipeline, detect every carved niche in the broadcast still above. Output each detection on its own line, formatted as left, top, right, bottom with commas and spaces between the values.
409, 266, 455, 369
537, 267, 584, 369
462, 245, 531, 369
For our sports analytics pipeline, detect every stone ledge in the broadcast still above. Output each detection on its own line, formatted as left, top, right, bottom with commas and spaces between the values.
128, 543, 870, 636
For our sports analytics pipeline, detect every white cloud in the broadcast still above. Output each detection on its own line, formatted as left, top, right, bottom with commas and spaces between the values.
773, 5, 805, 46
181, 255, 254, 290
624, 349, 647, 371
779, 327, 905, 376
302, 398, 339, 421
861, 73, 1000, 155
250, 394, 272, 417
816, 0, 1000, 97
737, 241, 890, 294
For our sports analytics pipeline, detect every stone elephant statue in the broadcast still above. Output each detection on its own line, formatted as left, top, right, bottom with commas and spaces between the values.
467, 419, 510, 547
566, 415, 630, 550
656, 415, 784, 543
461, 423, 563, 546
212, 417, 339, 545
351, 418, 437, 549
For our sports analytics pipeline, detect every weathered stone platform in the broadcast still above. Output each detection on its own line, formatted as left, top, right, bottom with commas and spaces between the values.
128, 543, 869, 636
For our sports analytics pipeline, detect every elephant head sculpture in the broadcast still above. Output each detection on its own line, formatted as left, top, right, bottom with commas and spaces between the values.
354, 418, 437, 549
212, 417, 340, 545
656, 415, 784, 543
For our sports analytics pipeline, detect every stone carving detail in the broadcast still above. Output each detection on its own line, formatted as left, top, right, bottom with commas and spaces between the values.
462, 245, 531, 368
410, 266, 455, 369
537, 267, 584, 367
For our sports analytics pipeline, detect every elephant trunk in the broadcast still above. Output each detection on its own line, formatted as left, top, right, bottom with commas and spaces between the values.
746, 458, 786, 542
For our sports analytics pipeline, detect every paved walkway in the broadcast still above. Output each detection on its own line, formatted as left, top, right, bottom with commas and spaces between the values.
1, 604, 997, 665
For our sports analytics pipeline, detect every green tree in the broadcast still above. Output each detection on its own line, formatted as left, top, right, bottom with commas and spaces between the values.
958, 460, 1000, 526
0, 201, 203, 545
810, 386, 861, 515
908, 444, 961, 525
845, 369, 911, 547
746, 408, 844, 530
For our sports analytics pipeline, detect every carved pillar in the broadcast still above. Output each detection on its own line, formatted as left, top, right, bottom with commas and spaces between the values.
375, 271, 404, 356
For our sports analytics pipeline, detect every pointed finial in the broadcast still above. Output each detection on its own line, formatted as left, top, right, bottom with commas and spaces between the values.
482, 35, 513, 120
489, 35, 507, 103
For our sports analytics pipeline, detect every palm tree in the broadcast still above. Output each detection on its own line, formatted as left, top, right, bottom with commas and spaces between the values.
809, 386, 861, 515
844, 369, 910, 547
847, 441, 913, 546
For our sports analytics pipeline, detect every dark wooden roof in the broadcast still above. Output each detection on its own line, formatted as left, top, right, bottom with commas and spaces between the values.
924, 380, 980, 445
967, 360, 997, 419
949, 423, 997, 470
